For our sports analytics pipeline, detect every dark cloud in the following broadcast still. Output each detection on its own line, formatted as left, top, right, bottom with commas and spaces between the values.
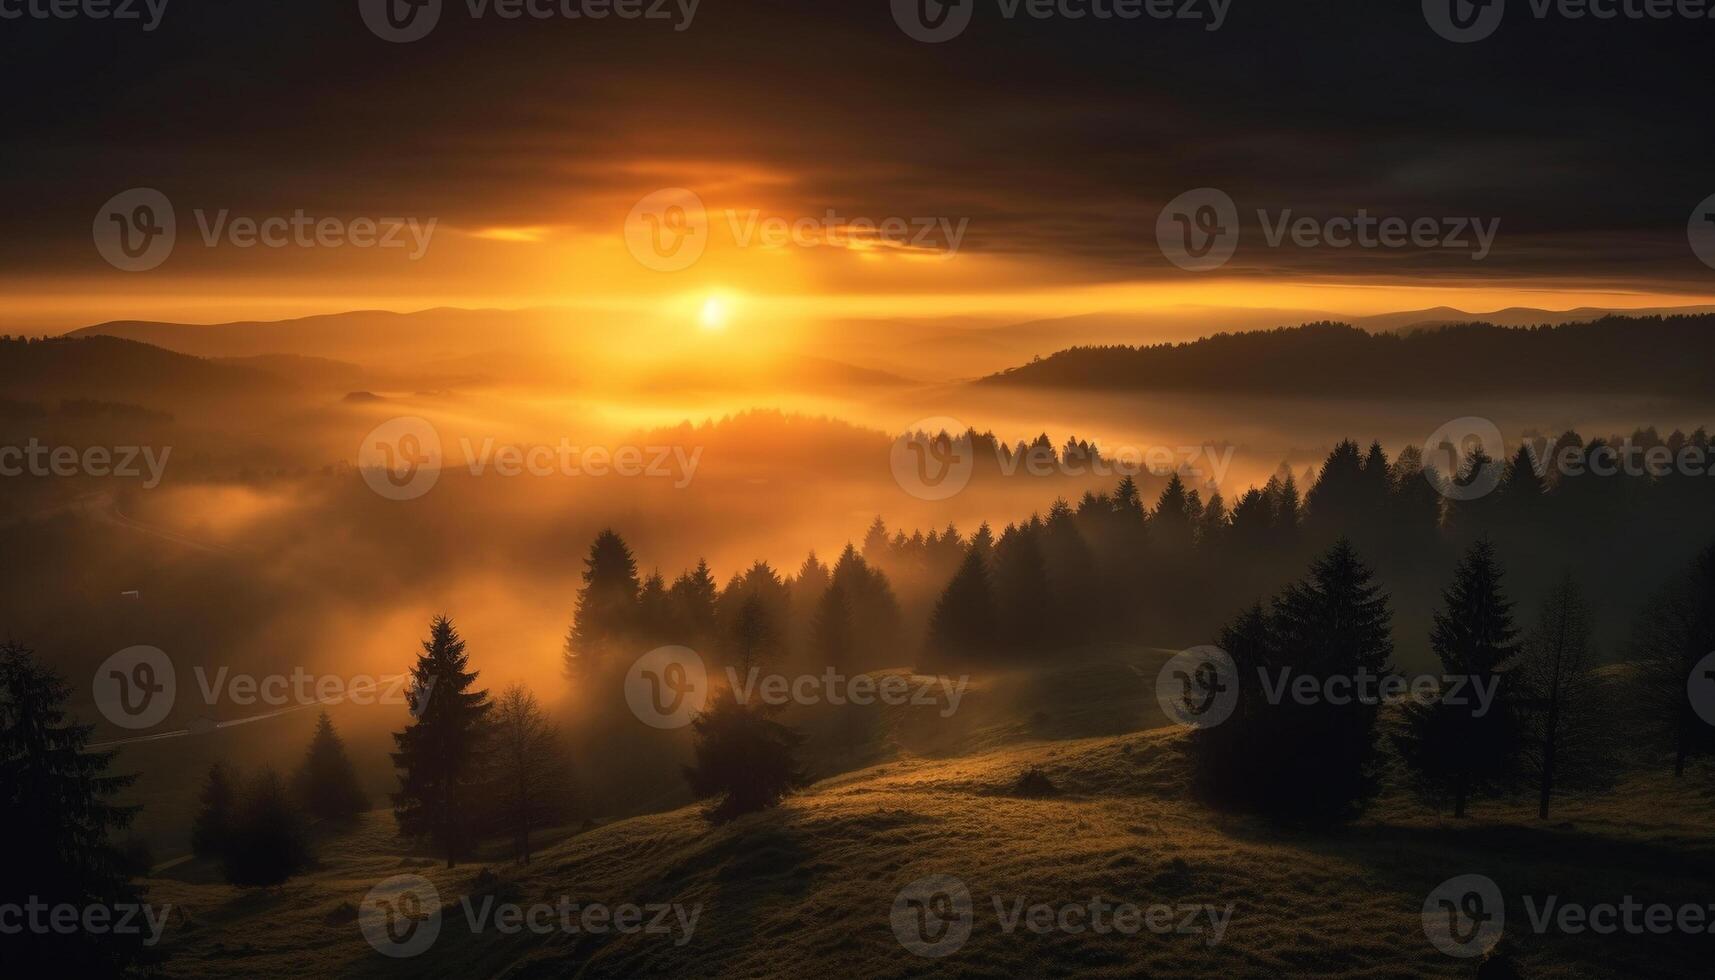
2, 0, 1712, 285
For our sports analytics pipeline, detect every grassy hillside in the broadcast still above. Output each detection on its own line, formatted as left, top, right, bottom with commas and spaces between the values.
142, 670, 1715, 979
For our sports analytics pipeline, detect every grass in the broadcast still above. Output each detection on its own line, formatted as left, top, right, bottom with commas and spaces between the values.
139, 650, 1715, 978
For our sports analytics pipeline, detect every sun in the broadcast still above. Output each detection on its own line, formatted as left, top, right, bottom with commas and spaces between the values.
698, 295, 730, 331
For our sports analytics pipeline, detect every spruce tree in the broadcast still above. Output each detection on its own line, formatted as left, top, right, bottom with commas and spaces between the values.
192, 762, 238, 858
392, 616, 491, 867
1397, 538, 1522, 817
669, 559, 720, 647
0, 642, 156, 975
1267, 538, 1394, 821
927, 546, 999, 665
292, 711, 368, 823
811, 582, 855, 673
563, 529, 641, 678
682, 690, 805, 823
222, 768, 312, 887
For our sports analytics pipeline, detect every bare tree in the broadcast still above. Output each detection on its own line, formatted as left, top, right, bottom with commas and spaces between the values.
1516, 574, 1610, 818
490, 684, 572, 863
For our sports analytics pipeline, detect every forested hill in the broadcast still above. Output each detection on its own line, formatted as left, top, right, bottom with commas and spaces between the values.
978, 315, 1715, 398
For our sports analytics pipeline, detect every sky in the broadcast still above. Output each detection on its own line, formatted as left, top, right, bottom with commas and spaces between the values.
2, 0, 1714, 331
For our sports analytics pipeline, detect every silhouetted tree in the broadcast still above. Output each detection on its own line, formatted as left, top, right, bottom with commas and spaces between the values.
1398, 538, 1522, 817
669, 559, 720, 646
927, 546, 999, 665
192, 762, 239, 859
0, 642, 157, 975
563, 529, 641, 678
1515, 574, 1610, 817
489, 684, 572, 864
392, 615, 491, 867
1632, 544, 1715, 776
1266, 539, 1393, 821
292, 712, 367, 823
811, 582, 855, 673
221, 768, 312, 887
682, 691, 805, 823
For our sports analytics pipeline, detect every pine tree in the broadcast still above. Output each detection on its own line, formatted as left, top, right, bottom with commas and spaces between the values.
1397, 538, 1522, 817
811, 582, 855, 673
682, 690, 805, 823
636, 571, 675, 645
392, 616, 491, 867
0, 642, 156, 975
563, 529, 641, 678
222, 768, 313, 887
1267, 538, 1394, 821
727, 592, 780, 678
292, 711, 368, 823
192, 762, 238, 858
927, 546, 1000, 665
992, 523, 1052, 657
669, 559, 720, 646
488, 684, 572, 864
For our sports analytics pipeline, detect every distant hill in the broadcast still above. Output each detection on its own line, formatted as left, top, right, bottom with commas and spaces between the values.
0, 335, 290, 407
979, 315, 1715, 399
